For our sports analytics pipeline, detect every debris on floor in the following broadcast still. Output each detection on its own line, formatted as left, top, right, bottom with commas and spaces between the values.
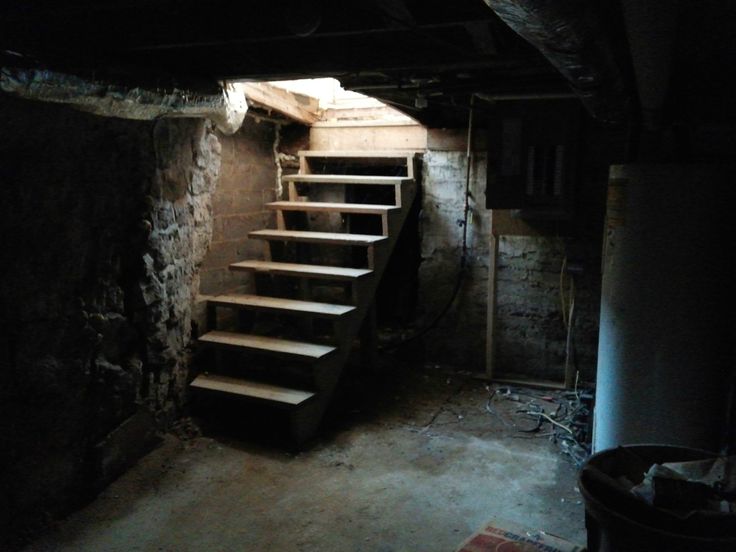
456, 517, 585, 552
24, 367, 587, 551
485, 385, 594, 466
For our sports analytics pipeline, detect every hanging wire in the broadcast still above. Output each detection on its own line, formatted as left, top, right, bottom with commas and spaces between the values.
381, 95, 476, 350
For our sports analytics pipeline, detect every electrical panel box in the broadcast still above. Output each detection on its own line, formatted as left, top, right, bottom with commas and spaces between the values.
486, 100, 580, 219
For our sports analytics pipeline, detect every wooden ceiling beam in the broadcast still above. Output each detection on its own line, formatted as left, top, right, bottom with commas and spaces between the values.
240, 83, 320, 126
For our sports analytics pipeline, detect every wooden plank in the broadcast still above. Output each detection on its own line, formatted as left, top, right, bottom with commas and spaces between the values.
199, 330, 336, 359
490, 375, 567, 391
299, 150, 419, 159
485, 231, 499, 380
427, 128, 489, 151
309, 126, 427, 153
282, 174, 411, 185
205, 293, 355, 317
191, 374, 315, 406
229, 260, 372, 280
249, 229, 387, 246
311, 120, 419, 128
266, 201, 399, 215
241, 83, 320, 125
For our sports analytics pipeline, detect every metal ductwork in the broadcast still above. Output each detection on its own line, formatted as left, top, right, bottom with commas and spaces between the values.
0, 66, 248, 135
483, 0, 629, 123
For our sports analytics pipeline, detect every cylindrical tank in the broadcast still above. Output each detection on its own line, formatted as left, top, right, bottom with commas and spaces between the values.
593, 164, 735, 453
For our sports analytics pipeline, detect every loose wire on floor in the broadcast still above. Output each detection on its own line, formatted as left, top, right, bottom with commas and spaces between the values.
486, 385, 593, 467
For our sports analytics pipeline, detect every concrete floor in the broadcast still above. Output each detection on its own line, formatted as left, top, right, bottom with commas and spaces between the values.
25, 364, 586, 551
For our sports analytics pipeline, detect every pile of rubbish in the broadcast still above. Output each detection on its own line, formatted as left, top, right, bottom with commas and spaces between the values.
486, 385, 594, 466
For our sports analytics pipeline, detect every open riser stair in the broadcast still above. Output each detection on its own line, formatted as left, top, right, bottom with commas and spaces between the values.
191, 150, 420, 444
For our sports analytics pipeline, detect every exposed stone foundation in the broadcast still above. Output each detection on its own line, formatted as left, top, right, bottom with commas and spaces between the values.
416, 150, 491, 371
0, 97, 220, 544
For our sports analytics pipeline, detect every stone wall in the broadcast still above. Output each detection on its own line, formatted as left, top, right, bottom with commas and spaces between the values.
413, 122, 626, 380
0, 97, 220, 546
198, 120, 277, 300
415, 149, 491, 371
489, 122, 628, 382
494, 236, 600, 381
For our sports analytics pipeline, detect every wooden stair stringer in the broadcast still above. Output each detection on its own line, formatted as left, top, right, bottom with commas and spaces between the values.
193, 153, 420, 446
287, 175, 418, 444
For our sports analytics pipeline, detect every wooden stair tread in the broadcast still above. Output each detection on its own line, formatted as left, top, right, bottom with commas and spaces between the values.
267, 201, 399, 214
191, 374, 315, 406
299, 150, 418, 159
206, 293, 355, 317
229, 260, 372, 280
199, 330, 336, 359
249, 229, 387, 245
282, 174, 411, 185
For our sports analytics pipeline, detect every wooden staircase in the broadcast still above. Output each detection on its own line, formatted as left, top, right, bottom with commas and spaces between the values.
191, 150, 419, 444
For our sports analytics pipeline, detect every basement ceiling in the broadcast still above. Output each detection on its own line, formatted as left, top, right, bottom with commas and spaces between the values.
6, 1, 736, 129
0, 0, 626, 127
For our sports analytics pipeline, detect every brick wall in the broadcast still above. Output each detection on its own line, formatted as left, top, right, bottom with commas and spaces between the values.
490, 121, 629, 382
198, 120, 277, 300
415, 149, 491, 371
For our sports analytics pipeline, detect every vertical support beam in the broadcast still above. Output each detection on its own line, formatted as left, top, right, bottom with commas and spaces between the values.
288, 181, 298, 202
563, 283, 577, 389
350, 279, 361, 307
485, 230, 499, 380
366, 245, 376, 270
405, 155, 414, 179
262, 241, 272, 261
394, 184, 402, 207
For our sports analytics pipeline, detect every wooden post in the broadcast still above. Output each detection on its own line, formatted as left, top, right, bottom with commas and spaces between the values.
485, 230, 499, 380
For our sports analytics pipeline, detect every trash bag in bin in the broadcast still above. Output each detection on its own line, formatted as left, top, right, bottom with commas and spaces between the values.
579, 445, 736, 552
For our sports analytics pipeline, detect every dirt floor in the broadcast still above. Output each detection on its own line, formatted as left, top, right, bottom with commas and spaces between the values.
24, 361, 587, 551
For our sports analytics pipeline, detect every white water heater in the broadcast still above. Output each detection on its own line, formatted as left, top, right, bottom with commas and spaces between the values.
594, 164, 734, 453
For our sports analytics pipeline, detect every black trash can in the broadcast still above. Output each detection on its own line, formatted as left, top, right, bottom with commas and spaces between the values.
579, 445, 736, 552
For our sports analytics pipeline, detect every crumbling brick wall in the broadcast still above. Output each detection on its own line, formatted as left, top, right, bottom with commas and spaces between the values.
197, 120, 277, 299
